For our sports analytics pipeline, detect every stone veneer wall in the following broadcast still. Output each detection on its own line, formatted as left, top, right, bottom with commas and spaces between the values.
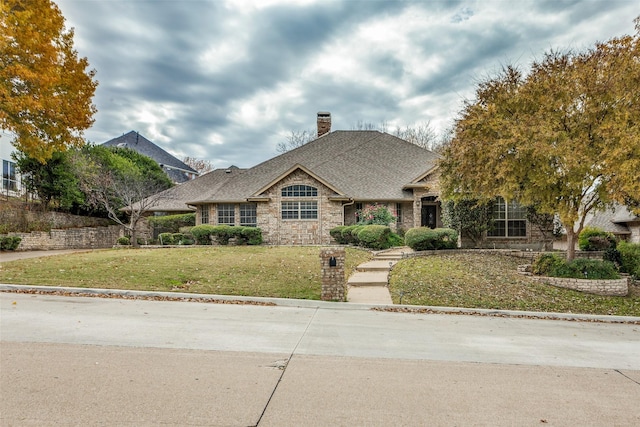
320, 247, 346, 301
4, 225, 124, 251
258, 169, 343, 245
528, 275, 628, 296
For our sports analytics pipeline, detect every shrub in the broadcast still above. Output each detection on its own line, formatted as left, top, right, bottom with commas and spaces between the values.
190, 224, 217, 244
0, 236, 22, 251
578, 227, 616, 251
330, 226, 348, 244
239, 227, 263, 245
356, 225, 391, 250
618, 241, 640, 278
116, 236, 131, 246
552, 258, 620, 280
148, 213, 196, 233
158, 233, 174, 245
532, 253, 564, 276
356, 204, 396, 225
388, 232, 404, 247
170, 233, 194, 245
533, 254, 620, 279
404, 227, 458, 251
210, 225, 233, 245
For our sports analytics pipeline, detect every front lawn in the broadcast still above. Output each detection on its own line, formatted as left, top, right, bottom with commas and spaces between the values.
0, 246, 372, 300
389, 253, 640, 316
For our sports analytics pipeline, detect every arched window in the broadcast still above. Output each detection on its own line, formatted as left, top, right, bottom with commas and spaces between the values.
281, 185, 317, 197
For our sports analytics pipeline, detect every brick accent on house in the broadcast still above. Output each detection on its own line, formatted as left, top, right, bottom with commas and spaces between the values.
320, 247, 346, 301
4, 225, 124, 251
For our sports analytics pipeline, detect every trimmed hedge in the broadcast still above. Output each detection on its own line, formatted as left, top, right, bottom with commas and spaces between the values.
618, 241, 640, 278
404, 227, 458, 251
357, 225, 391, 250
0, 236, 22, 251
578, 227, 616, 251
189, 224, 262, 245
532, 253, 620, 279
329, 225, 399, 249
148, 213, 196, 233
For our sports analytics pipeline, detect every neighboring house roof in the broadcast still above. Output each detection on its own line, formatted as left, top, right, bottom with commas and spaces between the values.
584, 204, 639, 235
102, 131, 198, 183
188, 130, 441, 204
141, 166, 245, 213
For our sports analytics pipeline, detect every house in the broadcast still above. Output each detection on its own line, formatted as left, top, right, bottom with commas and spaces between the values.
142, 112, 556, 247
102, 131, 199, 184
584, 204, 640, 244
0, 133, 22, 197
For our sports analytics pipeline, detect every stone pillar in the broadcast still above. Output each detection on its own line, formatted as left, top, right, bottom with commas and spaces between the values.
320, 247, 346, 301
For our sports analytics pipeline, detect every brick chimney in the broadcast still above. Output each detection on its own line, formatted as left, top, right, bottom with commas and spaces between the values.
317, 111, 331, 137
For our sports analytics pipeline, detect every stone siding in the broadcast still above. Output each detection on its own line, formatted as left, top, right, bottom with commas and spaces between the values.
4, 225, 124, 251
258, 169, 343, 245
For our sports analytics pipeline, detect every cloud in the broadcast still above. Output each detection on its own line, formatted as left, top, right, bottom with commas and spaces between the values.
56, 0, 639, 168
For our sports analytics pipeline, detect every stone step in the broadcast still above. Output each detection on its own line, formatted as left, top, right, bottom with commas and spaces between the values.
374, 254, 404, 261
356, 260, 397, 272
347, 286, 393, 304
347, 271, 389, 287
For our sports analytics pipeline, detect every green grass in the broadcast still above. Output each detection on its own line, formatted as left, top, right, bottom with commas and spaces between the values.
0, 246, 373, 300
389, 253, 640, 316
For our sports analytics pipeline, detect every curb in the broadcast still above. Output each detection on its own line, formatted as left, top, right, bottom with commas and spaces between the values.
2, 283, 639, 324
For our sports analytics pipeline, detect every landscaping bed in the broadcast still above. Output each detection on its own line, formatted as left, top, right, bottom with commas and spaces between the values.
389, 253, 639, 316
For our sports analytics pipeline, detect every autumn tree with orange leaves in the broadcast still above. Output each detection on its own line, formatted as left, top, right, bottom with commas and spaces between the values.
0, 0, 97, 163
440, 18, 640, 260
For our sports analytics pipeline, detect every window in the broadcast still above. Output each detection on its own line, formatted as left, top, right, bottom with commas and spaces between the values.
281, 185, 317, 197
281, 184, 318, 220
218, 204, 235, 225
240, 203, 257, 227
487, 197, 527, 237
281, 201, 318, 220
200, 205, 209, 224
3, 160, 17, 192
395, 203, 403, 223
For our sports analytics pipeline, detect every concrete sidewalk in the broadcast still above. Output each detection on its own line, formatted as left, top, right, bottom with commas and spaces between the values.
2, 291, 639, 426
347, 247, 411, 304
0, 249, 94, 262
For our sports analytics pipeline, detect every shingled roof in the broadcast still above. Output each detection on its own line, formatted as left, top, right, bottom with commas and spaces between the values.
143, 166, 245, 213
102, 131, 198, 183
187, 130, 440, 204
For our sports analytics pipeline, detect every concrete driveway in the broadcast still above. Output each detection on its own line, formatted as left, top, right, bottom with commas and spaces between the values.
1, 289, 639, 426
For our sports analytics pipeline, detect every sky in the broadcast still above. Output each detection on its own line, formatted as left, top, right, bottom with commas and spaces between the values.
55, 0, 639, 169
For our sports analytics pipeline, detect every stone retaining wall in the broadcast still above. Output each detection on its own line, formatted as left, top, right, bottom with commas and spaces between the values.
408, 249, 605, 262
3, 225, 124, 251
529, 275, 629, 296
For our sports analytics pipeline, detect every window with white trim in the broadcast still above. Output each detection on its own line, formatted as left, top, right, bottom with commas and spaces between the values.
281, 185, 318, 220
218, 204, 235, 225
3, 160, 17, 192
487, 197, 527, 237
240, 203, 257, 227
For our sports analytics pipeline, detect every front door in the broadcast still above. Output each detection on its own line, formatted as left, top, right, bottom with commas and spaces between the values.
421, 205, 437, 229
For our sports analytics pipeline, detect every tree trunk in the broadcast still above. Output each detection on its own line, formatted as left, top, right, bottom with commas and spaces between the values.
566, 228, 577, 261
129, 221, 139, 248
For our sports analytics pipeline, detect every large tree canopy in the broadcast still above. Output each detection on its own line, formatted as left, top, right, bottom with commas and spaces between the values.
440, 18, 640, 259
0, 0, 98, 162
